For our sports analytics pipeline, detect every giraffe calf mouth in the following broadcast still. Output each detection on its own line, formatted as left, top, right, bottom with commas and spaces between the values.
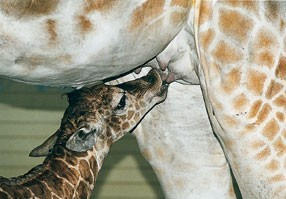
157, 83, 168, 98
146, 69, 169, 103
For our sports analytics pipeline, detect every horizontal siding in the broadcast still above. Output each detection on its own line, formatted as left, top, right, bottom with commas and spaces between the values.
91, 184, 164, 198
0, 78, 163, 198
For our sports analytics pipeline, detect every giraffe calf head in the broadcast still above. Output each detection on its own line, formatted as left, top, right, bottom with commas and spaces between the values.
30, 69, 168, 156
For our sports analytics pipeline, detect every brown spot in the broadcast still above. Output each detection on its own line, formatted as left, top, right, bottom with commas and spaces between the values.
0, 0, 59, 18
78, 160, 93, 184
141, 148, 152, 161
253, 51, 275, 68
246, 69, 267, 96
173, 177, 186, 190
273, 95, 286, 108
224, 1, 259, 15
222, 68, 241, 93
52, 146, 66, 158
276, 112, 285, 122
265, 80, 283, 99
129, 0, 164, 30
262, 118, 279, 141
153, 168, 166, 178
59, 54, 72, 65
266, 159, 280, 171
46, 19, 57, 42
120, 115, 126, 121
268, 174, 286, 183
280, 20, 285, 33
170, 11, 188, 25
255, 147, 271, 160
134, 112, 140, 121
219, 9, 253, 43
244, 123, 258, 132
200, 29, 215, 50
250, 140, 266, 149
228, 183, 236, 198
273, 137, 286, 157
76, 181, 89, 198
155, 147, 166, 159
264, 1, 279, 23
136, 17, 164, 37
283, 129, 286, 140
78, 15, 93, 34
127, 110, 135, 120
209, 61, 222, 78
84, 0, 117, 13
61, 182, 74, 198
254, 29, 277, 49
276, 57, 286, 80
16, 54, 72, 71
89, 156, 98, 176
199, 1, 212, 25
8, 186, 34, 198
224, 139, 235, 150
50, 159, 80, 186
248, 100, 263, 118
139, 101, 146, 107
250, 29, 278, 68
233, 93, 249, 111
255, 103, 272, 125
212, 41, 243, 64
135, 103, 140, 110
24, 179, 51, 198
42, 171, 72, 198
65, 156, 78, 166
171, 0, 190, 8
104, 110, 111, 116
111, 117, 119, 123
15, 55, 49, 71
122, 122, 130, 130
223, 115, 238, 127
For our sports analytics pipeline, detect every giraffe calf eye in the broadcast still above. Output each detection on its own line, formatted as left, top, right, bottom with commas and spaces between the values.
76, 127, 92, 140
78, 130, 87, 139
114, 94, 128, 114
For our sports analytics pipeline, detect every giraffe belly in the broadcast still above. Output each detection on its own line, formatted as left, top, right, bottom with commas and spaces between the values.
0, 0, 190, 87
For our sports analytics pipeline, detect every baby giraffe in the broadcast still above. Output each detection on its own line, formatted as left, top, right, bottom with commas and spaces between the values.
0, 69, 168, 199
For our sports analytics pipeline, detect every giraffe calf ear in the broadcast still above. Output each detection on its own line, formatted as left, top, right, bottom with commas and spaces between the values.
66, 128, 98, 152
29, 130, 59, 157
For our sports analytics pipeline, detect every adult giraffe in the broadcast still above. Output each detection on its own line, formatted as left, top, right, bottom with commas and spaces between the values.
0, 1, 285, 199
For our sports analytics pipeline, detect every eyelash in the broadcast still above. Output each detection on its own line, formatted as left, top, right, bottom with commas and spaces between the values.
114, 91, 127, 113
117, 94, 126, 110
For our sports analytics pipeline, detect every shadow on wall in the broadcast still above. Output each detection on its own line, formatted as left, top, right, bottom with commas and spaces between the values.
0, 77, 70, 110
91, 136, 164, 198
0, 77, 164, 198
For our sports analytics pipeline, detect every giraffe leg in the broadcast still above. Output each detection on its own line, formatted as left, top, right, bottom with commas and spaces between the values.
134, 83, 237, 199
197, 2, 286, 198
111, 60, 236, 198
